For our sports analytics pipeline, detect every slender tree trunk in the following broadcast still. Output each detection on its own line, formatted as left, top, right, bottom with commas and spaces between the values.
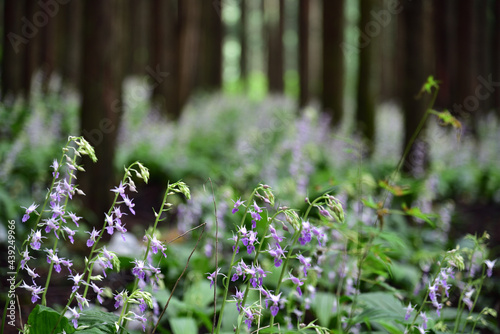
61, 0, 82, 90
198, 0, 223, 91
80, 0, 124, 224
355, 0, 376, 155
401, 0, 432, 175
299, 0, 309, 108
1, 0, 25, 102
240, 0, 248, 87
40, 4, 56, 93
309, 0, 322, 101
265, 0, 284, 93
494, 0, 500, 116
178, 0, 201, 113
322, 0, 344, 125
151, 0, 179, 118
22, 0, 41, 99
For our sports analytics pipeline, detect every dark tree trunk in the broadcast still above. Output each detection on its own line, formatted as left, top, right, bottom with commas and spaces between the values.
60, 0, 82, 90
151, 0, 179, 119
401, 0, 433, 175
178, 0, 201, 113
494, 0, 500, 116
22, 0, 41, 99
198, 0, 222, 91
40, 4, 57, 94
240, 0, 248, 86
1, 0, 25, 102
80, 0, 124, 224
127, 1, 150, 76
355, 0, 376, 155
299, 0, 309, 108
265, 0, 284, 93
322, 0, 344, 125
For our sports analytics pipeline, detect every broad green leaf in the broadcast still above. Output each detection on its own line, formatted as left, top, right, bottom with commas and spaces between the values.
402, 203, 436, 227
184, 279, 214, 309
26, 305, 75, 334
169, 317, 197, 334
77, 309, 127, 334
311, 292, 336, 327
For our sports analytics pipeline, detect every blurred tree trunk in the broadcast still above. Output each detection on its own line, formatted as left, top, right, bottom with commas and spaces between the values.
309, 0, 322, 101
298, 0, 309, 108
1, 0, 25, 102
322, 0, 344, 126
178, 0, 201, 113
151, 0, 179, 119
401, 0, 433, 175
22, 0, 41, 99
265, 0, 284, 93
198, 0, 222, 91
355, 0, 376, 155
80, 0, 124, 224
60, 0, 82, 90
128, 0, 150, 75
456, 0, 477, 134
494, 0, 500, 116
40, 5, 57, 93
240, 0, 248, 87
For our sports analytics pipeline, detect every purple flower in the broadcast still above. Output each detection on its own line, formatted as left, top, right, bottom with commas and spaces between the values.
149, 236, 167, 257
404, 302, 415, 321
207, 268, 225, 289
86, 227, 100, 247
242, 307, 257, 330
25, 266, 39, 280
114, 292, 124, 309
296, 253, 312, 276
232, 287, 245, 312
20, 248, 33, 269
122, 195, 136, 215
50, 202, 64, 218
22, 203, 39, 222
20, 281, 44, 303
232, 260, 249, 282
68, 272, 84, 293
133, 313, 147, 332
463, 288, 474, 310
232, 197, 245, 214
139, 298, 148, 313
67, 212, 81, 227
62, 226, 76, 244
269, 225, 284, 242
286, 272, 305, 296
485, 259, 496, 277
268, 243, 287, 267
111, 181, 126, 195
90, 282, 104, 304
44, 218, 59, 237
75, 292, 89, 311
298, 221, 312, 246
46, 249, 63, 273
265, 292, 285, 317
68, 307, 81, 329
420, 312, 429, 329
132, 260, 146, 280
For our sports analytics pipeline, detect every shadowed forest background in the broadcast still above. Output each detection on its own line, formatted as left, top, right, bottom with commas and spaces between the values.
1, 1, 500, 333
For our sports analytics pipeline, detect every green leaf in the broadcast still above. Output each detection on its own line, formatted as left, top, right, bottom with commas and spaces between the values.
77, 309, 126, 334
169, 317, 197, 334
352, 292, 405, 326
26, 305, 75, 334
311, 292, 336, 327
402, 203, 436, 227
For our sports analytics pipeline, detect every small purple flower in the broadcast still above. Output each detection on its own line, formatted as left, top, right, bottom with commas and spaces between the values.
75, 292, 89, 311
22, 203, 39, 222
268, 243, 287, 267
232, 260, 249, 282
25, 265, 39, 280
68, 212, 81, 227
242, 307, 257, 330
68, 306, 81, 329
68, 272, 84, 293
50, 159, 59, 177
265, 292, 285, 317
133, 313, 147, 332
232, 287, 245, 312
404, 302, 415, 321
149, 236, 167, 257
232, 197, 245, 214
485, 259, 496, 278
286, 272, 305, 296
86, 227, 100, 247
50, 202, 64, 218
46, 249, 63, 273
298, 221, 312, 246
62, 226, 76, 244
20, 248, 33, 269
269, 225, 284, 242
122, 194, 136, 215
463, 288, 474, 310
20, 281, 44, 303
420, 312, 429, 329
296, 253, 312, 276
111, 181, 126, 196
44, 217, 59, 237
416, 324, 428, 334
114, 292, 124, 309
132, 260, 146, 280
139, 298, 148, 313
90, 282, 104, 304
207, 268, 225, 289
